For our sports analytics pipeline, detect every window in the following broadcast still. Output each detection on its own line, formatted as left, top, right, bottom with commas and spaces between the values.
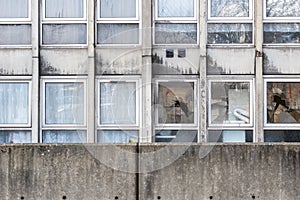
154, 0, 198, 45
208, 130, 253, 142
263, 0, 300, 44
42, 0, 87, 45
207, 0, 253, 45
97, 77, 140, 143
264, 130, 300, 142
97, 0, 140, 45
0, 0, 31, 46
154, 77, 198, 142
41, 77, 87, 143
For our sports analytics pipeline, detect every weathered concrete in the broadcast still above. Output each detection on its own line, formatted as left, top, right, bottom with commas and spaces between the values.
0, 144, 299, 200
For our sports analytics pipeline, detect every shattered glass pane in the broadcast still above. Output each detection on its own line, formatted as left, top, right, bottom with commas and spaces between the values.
207, 23, 252, 44
264, 23, 300, 43
210, 0, 249, 17
158, 0, 194, 18
266, 0, 300, 17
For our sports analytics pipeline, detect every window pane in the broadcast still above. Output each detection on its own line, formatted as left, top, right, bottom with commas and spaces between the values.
45, 82, 85, 124
0, 83, 29, 124
42, 130, 86, 143
97, 24, 139, 44
264, 23, 300, 44
208, 130, 253, 142
0, 25, 31, 45
42, 24, 87, 45
210, 82, 251, 125
266, 82, 300, 124
45, 0, 84, 18
0, 131, 31, 143
157, 81, 195, 124
100, 82, 136, 124
210, 0, 249, 17
266, 0, 300, 17
98, 130, 138, 143
100, 0, 136, 18
155, 130, 197, 142
0, 0, 28, 18
158, 0, 194, 18
155, 23, 197, 44
207, 23, 252, 44
264, 130, 300, 142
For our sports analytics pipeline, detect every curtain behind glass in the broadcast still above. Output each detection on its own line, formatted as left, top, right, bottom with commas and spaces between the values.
0, 83, 29, 124
100, 0, 136, 18
43, 130, 86, 143
210, 0, 249, 17
0, 131, 31, 143
100, 82, 136, 124
0, 25, 31, 45
45, 0, 84, 18
0, 0, 28, 18
98, 130, 138, 143
158, 0, 194, 17
45, 82, 84, 124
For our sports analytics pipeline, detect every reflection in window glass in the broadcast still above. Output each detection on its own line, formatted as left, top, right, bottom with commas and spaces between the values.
263, 23, 300, 44
210, 82, 251, 125
208, 130, 253, 142
100, 82, 136, 125
100, 0, 136, 18
158, 0, 194, 18
210, 0, 249, 17
42, 24, 87, 44
45, 82, 85, 124
0, 83, 29, 124
264, 130, 300, 142
0, 131, 31, 143
0, 25, 31, 45
155, 23, 197, 44
157, 81, 195, 124
155, 130, 197, 142
207, 23, 252, 44
98, 130, 138, 143
97, 24, 139, 44
45, 0, 84, 18
266, 0, 300, 17
266, 82, 300, 124
0, 0, 28, 18
42, 130, 86, 143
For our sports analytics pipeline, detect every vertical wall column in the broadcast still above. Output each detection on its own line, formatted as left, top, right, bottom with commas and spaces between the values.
199, 0, 207, 142
255, 0, 264, 142
87, 0, 96, 142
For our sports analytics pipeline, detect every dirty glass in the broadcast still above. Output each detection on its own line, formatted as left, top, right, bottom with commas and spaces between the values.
0, 131, 31, 143
0, 25, 31, 45
266, 82, 300, 124
100, 82, 136, 125
45, 0, 84, 18
42, 130, 86, 143
208, 130, 253, 142
158, 0, 194, 18
155, 130, 197, 142
45, 82, 85, 124
210, 0, 249, 17
0, 83, 29, 124
263, 23, 300, 44
0, 0, 28, 18
157, 81, 195, 124
264, 130, 300, 142
207, 23, 252, 44
42, 24, 86, 44
97, 24, 139, 44
210, 82, 251, 125
100, 0, 136, 18
266, 0, 300, 17
155, 23, 197, 44
98, 130, 138, 143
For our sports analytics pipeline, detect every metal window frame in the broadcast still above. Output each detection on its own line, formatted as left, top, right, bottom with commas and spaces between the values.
207, 77, 254, 128
0, 0, 31, 22
263, 0, 300, 20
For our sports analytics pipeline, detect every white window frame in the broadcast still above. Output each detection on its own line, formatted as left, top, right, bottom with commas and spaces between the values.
0, 0, 32, 22
41, 77, 87, 129
0, 77, 32, 128
208, 77, 254, 128
264, 77, 300, 128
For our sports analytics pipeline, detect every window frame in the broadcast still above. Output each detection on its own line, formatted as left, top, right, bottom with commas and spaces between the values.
0, 0, 31, 22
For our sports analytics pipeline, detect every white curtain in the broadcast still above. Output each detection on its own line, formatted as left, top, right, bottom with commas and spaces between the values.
100, 0, 136, 18
98, 130, 138, 143
45, 0, 84, 18
43, 130, 86, 143
210, 0, 249, 17
0, 25, 31, 45
0, 131, 31, 143
0, 0, 28, 18
158, 0, 194, 17
0, 83, 29, 124
45, 82, 84, 124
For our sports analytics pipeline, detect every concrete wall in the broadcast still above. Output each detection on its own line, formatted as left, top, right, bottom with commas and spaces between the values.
0, 144, 299, 200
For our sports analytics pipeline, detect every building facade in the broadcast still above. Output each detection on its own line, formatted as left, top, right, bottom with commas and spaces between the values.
0, 0, 300, 143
